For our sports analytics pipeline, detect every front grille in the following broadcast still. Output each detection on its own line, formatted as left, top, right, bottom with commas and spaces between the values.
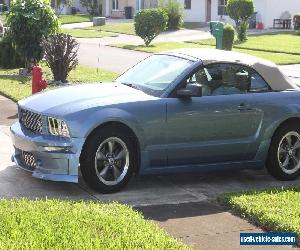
19, 108, 43, 134
22, 151, 36, 169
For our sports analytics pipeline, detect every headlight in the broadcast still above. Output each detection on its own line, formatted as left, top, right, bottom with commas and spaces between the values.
47, 117, 70, 138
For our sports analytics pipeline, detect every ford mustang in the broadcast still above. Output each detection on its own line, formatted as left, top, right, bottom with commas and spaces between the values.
10, 48, 300, 193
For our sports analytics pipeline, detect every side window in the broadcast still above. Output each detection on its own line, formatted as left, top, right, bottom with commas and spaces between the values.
249, 71, 270, 92
193, 64, 250, 96
185, 64, 270, 97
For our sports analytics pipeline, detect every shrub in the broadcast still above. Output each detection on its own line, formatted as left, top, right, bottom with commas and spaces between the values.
55, 0, 73, 17
7, 0, 59, 67
294, 14, 300, 35
222, 24, 235, 51
237, 20, 249, 41
80, 0, 98, 16
41, 33, 79, 83
0, 33, 25, 68
226, 0, 254, 41
134, 9, 168, 46
159, 0, 183, 30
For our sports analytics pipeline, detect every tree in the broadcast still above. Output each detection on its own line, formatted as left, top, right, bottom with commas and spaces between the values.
159, 0, 183, 30
41, 33, 79, 83
55, 0, 74, 17
226, 0, 254, 41
80, 0, 98, 16
7, 0, 59, 67
134, 9, 168, 46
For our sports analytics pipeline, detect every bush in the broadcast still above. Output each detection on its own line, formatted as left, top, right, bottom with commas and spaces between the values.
134, 9, 168, 46
222, 24, 235, 51
226, 0, 254, 41
80, 0, 98, 16
160, 0, 183, 30
294, 14, 300, 35
41, 33, 79, 83
7, 0, 59, 67
237, 20, 248, 41
0, 33, 25, 68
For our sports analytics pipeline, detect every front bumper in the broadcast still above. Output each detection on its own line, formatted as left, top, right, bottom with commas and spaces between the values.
10, 122, 85, 183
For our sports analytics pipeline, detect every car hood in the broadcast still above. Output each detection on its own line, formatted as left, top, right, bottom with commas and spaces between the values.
19, 83, 158, 115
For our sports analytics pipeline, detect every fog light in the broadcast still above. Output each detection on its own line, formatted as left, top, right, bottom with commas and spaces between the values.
43, 146, 71, 152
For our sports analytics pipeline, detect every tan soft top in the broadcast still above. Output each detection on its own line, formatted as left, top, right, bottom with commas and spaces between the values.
166, 48, 298, 91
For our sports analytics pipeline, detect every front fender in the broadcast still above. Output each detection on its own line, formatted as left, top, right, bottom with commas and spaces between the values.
77, 107, 145, 148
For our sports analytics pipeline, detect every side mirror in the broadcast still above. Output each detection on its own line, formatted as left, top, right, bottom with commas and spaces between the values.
177, 84, 202, 98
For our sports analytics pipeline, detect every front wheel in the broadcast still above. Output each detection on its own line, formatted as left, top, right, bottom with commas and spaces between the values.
266, 123, 300, 180
80, 127, 137, 193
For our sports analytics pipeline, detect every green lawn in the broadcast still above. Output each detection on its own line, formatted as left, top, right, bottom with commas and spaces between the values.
111, 42, 300, 64
190, 32, 300, 55
59, 14, 92, 24
220, 188, 300, 244
62, 28, 114, 38
233, 48, 300, 64
0, 199, 189, 249
0, 64, 118, 101
85, 23, 135, 35
111, 42, 201, 53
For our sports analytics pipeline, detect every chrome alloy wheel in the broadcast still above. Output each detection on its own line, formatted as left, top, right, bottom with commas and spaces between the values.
94, 137, 129, 186
277, 131, 300, 175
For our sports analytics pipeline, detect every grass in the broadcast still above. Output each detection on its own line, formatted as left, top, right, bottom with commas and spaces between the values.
189, 32, 300, 55
0, 64, 118, 101
62, 28, 114, 38
111, 42, 202, 53
0, 199, 189, 249
233, 48, 300, 64
219, 187, 300, 244
111, 42, 300, 65
85, 23, 135, 35
59, 14, 92, 24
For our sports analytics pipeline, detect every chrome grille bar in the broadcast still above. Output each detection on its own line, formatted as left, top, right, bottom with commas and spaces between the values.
19, 108, 43, 134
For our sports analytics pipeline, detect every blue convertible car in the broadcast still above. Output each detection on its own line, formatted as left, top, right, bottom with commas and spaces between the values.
10, 48, 300, 193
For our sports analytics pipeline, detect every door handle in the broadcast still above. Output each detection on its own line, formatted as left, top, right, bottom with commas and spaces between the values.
238, 103, 252, 111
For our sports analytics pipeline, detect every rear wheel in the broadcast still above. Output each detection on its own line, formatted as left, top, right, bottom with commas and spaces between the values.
266, 123, 300, 180
80, 126, 137, 193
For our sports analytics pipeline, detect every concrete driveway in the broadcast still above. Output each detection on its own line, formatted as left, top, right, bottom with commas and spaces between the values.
0, 122, 296, 250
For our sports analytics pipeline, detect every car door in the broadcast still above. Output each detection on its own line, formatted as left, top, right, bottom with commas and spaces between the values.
166, 63, 265, 166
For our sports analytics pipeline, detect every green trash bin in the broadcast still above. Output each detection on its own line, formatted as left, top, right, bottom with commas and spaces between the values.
209, 21, 225, 49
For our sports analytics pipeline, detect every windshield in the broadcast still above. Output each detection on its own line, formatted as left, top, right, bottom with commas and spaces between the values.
116, 54, 194, 96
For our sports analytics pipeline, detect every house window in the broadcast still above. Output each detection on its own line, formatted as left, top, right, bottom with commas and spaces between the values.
218, 0, 227, 16
185, 0, 191, 9
112, 0, 119, 10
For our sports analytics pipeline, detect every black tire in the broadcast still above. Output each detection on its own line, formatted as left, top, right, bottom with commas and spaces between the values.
266, 123, 300, 181
80, 126, 137, 193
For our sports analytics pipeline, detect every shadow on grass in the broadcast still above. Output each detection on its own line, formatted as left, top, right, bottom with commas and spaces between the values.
121, 44, 153, 50
0, 74, 30, 84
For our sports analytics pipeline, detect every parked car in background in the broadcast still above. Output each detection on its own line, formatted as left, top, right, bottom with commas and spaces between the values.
10, 48, 300, 193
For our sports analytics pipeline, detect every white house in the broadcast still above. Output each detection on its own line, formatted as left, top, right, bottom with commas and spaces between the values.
3, 0, 300, 29
97, 0, 300, 29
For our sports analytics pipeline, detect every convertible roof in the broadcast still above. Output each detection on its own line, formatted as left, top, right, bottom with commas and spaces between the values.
165, 48, 298, 91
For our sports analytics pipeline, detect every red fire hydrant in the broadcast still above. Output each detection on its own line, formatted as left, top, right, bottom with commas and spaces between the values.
32, 65, 48, 94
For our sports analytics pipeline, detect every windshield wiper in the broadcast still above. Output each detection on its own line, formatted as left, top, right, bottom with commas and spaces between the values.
121, 82, 141, 90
